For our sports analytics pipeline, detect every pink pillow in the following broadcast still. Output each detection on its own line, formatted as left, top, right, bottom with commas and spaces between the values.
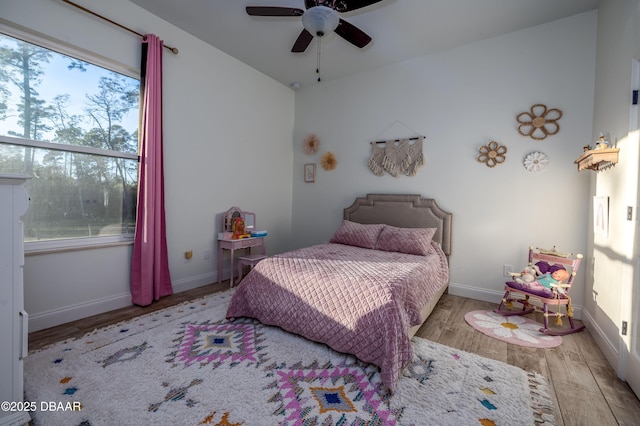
376, 226, 436, 256
330, 220, 385, 249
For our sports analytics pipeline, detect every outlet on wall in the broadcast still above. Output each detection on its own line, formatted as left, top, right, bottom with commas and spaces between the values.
503, 264, 513, 277
203, 249, 211, 261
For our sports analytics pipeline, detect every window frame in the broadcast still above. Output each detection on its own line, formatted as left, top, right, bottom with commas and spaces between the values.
0, 23, 141, 253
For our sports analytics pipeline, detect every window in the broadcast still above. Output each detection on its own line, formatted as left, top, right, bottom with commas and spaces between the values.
0, 30, 139, 248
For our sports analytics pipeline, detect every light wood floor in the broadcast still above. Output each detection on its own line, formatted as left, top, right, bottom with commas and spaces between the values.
417, 294, 640, 426
29, 283, 640, 426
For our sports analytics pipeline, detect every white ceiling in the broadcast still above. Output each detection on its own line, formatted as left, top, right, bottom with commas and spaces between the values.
129, 0, 598, 88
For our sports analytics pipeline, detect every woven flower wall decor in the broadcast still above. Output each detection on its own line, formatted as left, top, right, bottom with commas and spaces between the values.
321, 151, 337, 171
477, 141, 507, 168
303, 133, 320, 155
523, 151, 549, 172
516, 104, 562, 140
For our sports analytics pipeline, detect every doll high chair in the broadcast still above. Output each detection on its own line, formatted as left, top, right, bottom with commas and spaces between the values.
494, 246, 585, 336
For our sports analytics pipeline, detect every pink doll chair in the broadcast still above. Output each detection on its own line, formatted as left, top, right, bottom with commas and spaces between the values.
494, 246, 585, 336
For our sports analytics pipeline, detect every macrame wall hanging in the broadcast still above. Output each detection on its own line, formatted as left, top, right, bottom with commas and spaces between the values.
368, 136, 425, 177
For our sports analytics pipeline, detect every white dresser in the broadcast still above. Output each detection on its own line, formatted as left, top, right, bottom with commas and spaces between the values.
0, 174, 31, 426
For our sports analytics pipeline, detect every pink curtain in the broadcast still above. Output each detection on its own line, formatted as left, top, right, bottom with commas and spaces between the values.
130, 34, 173, 306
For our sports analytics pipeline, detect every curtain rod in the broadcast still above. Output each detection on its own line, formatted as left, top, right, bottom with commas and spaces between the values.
62, 0, 179, 54
370, 136, 425, 145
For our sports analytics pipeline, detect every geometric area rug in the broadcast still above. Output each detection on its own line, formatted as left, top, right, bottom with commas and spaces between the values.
465, 310, 563, 349
25, 289, 556, 425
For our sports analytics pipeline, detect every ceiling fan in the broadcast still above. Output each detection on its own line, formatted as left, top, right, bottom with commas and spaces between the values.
246, 0, 382, 53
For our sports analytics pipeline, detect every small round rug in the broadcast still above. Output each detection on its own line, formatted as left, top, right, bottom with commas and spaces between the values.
464, 310, 562, 348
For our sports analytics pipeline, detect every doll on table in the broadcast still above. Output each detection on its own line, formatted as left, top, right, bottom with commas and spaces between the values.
231, 217, 250, 239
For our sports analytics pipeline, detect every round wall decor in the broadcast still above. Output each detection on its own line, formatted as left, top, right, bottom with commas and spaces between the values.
523, 151, 549, 172
303, 133, 320, 155
321, 151, 337, 171
477, 141, 507, 168
516, 104, 562, 140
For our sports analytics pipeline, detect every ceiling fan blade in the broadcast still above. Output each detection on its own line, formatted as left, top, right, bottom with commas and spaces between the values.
291, 29, 314, 53
339, 0, 384, 12
246, 6, 304, 17
304, 0, 383, 12
335, 19, 371, 48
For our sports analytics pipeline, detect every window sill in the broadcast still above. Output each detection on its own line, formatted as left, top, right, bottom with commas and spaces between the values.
25, 237, 134, 256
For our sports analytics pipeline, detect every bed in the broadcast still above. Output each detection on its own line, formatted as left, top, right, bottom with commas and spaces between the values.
225, 193, 452, 391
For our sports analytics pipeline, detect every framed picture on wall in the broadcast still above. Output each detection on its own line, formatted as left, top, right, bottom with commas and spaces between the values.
593, 196, 609, 238
304, 163, 316, 183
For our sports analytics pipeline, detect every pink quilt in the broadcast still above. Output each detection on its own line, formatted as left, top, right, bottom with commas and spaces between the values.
225, 242, 449, 391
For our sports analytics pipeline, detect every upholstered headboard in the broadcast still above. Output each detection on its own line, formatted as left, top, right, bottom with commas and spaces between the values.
343, 193, 453, 257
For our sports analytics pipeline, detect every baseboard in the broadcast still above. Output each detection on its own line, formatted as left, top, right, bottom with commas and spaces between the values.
29, 278, 588, 334
28, 292, 132, 333
448, 282, 504, 303
448, 281, 585, 320
171, 272, 218, 293
581, 308, 621, 376
28, 272, 219, 333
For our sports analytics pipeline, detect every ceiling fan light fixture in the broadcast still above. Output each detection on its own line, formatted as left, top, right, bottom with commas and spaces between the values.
302, 6, 339, 37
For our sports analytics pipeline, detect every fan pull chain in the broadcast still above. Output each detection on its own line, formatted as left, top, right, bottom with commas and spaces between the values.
316, 38, 322, 82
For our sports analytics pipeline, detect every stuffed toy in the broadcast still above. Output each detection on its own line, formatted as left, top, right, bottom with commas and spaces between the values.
512, 265, 541, 284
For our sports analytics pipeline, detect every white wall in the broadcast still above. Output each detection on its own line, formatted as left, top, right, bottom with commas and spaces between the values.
2, 1, 601, 335
292, 11, 597, 310
2, 0, 295, 331
584, 0, 640, 380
